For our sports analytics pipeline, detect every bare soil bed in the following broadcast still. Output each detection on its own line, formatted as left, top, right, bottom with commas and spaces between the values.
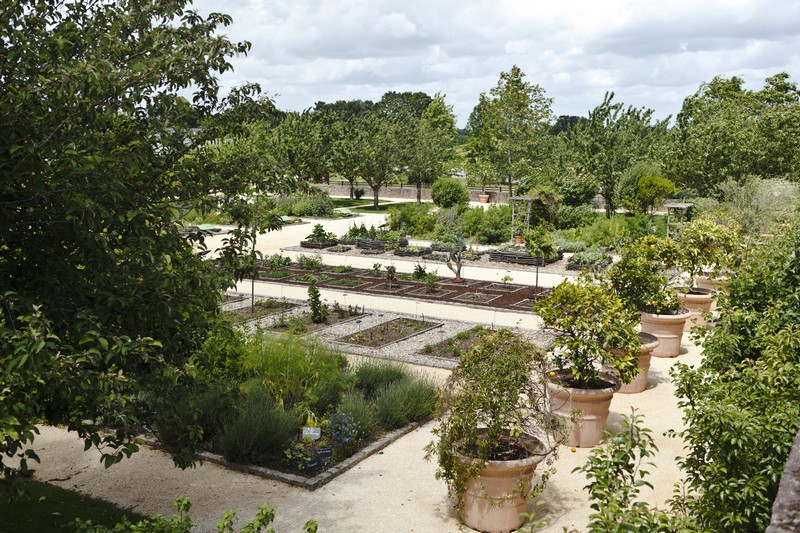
338, 318, 442, 348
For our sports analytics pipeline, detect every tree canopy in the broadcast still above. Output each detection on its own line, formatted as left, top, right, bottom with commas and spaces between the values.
0, 0, 288, 486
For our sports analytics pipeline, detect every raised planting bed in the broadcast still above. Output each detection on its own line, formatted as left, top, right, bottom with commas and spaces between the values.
394, 246, 432, 257
365, 282, 413, 294
489, 247, 564, 266
453, 292, 500, 304
338, 318, 442, 348
259, 270, 293, 280
418, 325, 491, 359
509, 291, 552, 311
300, 240, 338, 249
289, 273, 331, 283
323, 278, 370, 289
406, 287, 455, 299
484, 282, 526, 292
327, 245, 353, 253
268, 309, 368, 335
225, 299, 297, 323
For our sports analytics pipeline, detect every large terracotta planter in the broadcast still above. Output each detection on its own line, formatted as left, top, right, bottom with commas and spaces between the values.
639, 309, 691, 357
604, 332, 659, 394
676, 288, 714, 331
459, 437, 545, 533
695, 275, 730, 311
546, 372, 620, 448
479, 193, 490, 203
513, 235, 524, 245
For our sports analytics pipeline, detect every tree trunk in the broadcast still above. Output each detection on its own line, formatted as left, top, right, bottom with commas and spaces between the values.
349, 180, 354, 200
416, 182, 422, 203
373, 187, 379, 209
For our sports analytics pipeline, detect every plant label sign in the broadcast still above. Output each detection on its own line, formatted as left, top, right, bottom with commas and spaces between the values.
302, 458, 320, 473
316, 447, 333, 459
302, 427, 321, 440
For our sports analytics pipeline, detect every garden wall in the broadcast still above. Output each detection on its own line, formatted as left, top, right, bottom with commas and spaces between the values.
317, 184, 509, 204
767, 426, 800, 532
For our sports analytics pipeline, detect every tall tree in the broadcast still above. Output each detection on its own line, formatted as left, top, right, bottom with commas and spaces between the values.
468, 66, 554, 197
0, 0, 286, 483
352, 112, 404, 208
569, 92, 668, 217
671, 73, 800, 194
403, 94, 458, 202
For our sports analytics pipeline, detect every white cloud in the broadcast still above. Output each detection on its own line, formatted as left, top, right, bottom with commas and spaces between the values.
191, 0, 800, 125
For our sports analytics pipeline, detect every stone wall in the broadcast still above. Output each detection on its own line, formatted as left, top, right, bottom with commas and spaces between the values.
767, 426, 800, 532
317, 184, 509, 204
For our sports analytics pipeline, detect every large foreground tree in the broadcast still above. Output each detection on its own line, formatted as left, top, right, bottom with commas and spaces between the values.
0, 0, 278, 487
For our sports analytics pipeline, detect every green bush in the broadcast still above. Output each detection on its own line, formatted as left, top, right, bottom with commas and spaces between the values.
196, 315, 246, 380
578, 213, 664, 250
557, 204, 598, 229
375, 377, 437, 429
296, 253, 325, 271
670, 221, 800, 531
554, 174, 599, 206
431, 177, 469, 210
334, 392, 377, 454
241, 332, 349, 415
275, 193, 335, 217
553, 235, 587, 253
265, 253, 292, 270
464, 204, 511, 244
386, 203, 436, 236
354, 361, 410, 400
217, 388, 298, 465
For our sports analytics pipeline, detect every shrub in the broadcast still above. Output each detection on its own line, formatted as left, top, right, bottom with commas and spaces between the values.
354, 188, 365, 200
195, 315, 246, 380
241, 332, 349, 414
554, 174, 599, 206
296, 253, 325, 271
307, 277, 328, 324
265, 253, 292, 270
275, 193, 335, 217
354, 361, 409, 400
523, 225, 558, 259
557, 204, 597, 229
386, 203, 436, 236
568, 250, 611, 268
412, 263, 427, 280
375, 377, 437, 429
553, 236, 587, 253
333, 392, 377, 457
431, 177, 469, 210
305, 224, 336, 243
217, 388, 298, 464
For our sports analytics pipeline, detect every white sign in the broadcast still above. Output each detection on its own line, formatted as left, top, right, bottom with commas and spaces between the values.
302, 427, 321, 440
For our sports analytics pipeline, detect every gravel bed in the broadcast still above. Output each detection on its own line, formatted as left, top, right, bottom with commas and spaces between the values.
284, 245, 581, 277
224, 293, 554, 370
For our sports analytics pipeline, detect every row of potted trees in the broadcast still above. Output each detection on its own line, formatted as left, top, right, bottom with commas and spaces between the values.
426, 214, 742, 532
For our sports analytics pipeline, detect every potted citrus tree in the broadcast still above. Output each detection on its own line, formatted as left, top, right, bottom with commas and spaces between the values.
534, 275, 640, 447
426, 329, 563, 533
674, 214, 741, 324
609, 236, 690, 357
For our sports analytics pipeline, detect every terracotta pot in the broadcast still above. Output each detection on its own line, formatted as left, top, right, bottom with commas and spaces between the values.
676, 288, 714, 331
639, 309, 691, 357
604, 332, 659, 394
546, 372, 620, 448
459, 437, 545, 533
479, 193, 490, 203
513, 235, 524, 245
695, 275, 730, 311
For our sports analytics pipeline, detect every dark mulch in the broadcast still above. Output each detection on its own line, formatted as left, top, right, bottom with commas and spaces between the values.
226, 299, 297, 323
253, 266, 551, 312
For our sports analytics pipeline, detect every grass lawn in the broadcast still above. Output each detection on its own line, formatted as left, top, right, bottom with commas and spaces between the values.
0, 479, 147, 530
350, 202, 411, 213
330, 197, 373, 208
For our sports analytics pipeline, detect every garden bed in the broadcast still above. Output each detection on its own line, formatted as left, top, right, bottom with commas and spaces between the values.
405, 287, 455, 299
418, 325, 491, 359
453, 292, 500, 304
489, 247, 564, 266
225, 299, 297, 323
338, 318, 442, 348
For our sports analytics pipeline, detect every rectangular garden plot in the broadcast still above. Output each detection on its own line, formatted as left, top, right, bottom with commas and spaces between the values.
226, 299, 297, 323
453, 292, 500, 305
338, 318, 442, 348
322, 277, 370, 289
484, 283, 526, 292
365, 283, 412, 294
406, 287, 455, 299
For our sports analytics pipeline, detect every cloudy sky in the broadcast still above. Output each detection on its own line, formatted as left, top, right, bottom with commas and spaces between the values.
192, 0, 800, 127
